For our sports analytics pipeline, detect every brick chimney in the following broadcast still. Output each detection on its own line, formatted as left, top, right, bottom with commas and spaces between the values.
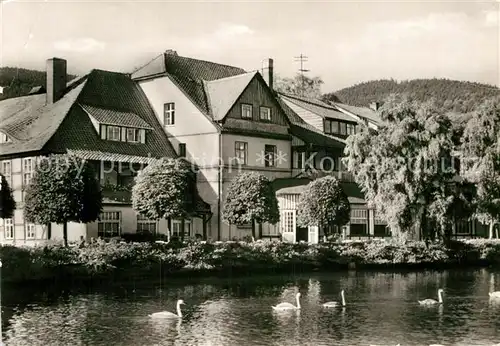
46, 58, 67, 104
262, 58, 274, 90
165, 49, 178, 56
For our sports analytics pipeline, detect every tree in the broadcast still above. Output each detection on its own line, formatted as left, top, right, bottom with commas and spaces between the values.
132, 158, 195, 241
460, 96, 500, 238
24, 154, 102, 246
0, 173, 16, 219
274, 73, 324, 99
222, 172, 280, 239
296, 176, 350, 239
343, 96, 463, 241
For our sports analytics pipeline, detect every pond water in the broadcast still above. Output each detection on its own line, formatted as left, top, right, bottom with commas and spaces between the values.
2, 268, 500, 346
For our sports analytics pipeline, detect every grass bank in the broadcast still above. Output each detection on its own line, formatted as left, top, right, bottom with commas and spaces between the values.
1, 239, 500, 284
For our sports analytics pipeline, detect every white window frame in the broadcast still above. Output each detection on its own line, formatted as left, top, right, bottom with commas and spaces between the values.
164, 103, 175, 125
171, 219, 192, 237
1, 160, 12, 185
25, 222, 36, 239
22, 158, 33, 188
259, 106, 271, 121
98, 211, 121, 238
264, 144, 277, 167
107, 126, 121, 141
136, 214, 157, 234
241, 104, 253, 119
4, 218, 13, 239
126, 128, 142, 143
234, 141, 248, 165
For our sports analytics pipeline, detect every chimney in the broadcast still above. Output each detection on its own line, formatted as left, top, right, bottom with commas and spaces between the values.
268, 58, 274, 91
165, 49, 178, 56
369, 101, 381, 111
46, 58, 67, 104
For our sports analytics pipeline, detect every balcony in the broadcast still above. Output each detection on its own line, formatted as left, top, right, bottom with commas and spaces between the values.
101, 183, 132, 204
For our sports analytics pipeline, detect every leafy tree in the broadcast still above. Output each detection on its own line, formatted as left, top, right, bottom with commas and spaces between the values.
296, 176, 350, 238
461, 96, 500, 238
132, 158, 195, 241
24, 154, 102, 246
275, 73, 325, 99
343, 97, 464, 241
0, 173, 16, 219
222, 172, 280, 239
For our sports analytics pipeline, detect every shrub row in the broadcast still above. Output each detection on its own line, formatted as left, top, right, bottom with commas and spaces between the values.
2, 238, 500, 284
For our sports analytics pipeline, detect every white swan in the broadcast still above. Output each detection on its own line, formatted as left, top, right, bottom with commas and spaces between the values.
272, 293, 301, 311
150, 299, 185, 318
322, 290, 346, 308
418, 289, 444, 305
489, 291, 500, 299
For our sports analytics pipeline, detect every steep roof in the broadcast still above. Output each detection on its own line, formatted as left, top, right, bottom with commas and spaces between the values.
0, 69, 176, 160
132, 52, 248, 119
279, 92, 358, 123
203, 72, 257, 121
80, 104, 153, 130
333, 102, 381, 125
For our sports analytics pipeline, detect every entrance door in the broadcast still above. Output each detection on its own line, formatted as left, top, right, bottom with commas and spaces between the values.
308, 226, 319, 244
281, 210, 296, 243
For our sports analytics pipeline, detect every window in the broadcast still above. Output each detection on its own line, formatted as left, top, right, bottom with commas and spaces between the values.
260, 106, 271, 121
0, 132, 10, 144
98, 211, 121, 238
126, 128, 142, 143
241, 104, 253, 119
164, 103, 175, 125
179, 143, 186, 157
325, 119, 339, 134
350, 209, 368, 236
3, 219, 13, 239
107, 126, 121, 141
185, 220, 192, 237
137, 214, 157, 234
1, 160, 11, 184
346, 123, 356, 135
234, 141, 248, 165
293, 152, 305, 169
264, 144, 277, 167
339, 122, 347, 135
172, 219, 192, 237
22, 158, 33, 188
25, 223, 36, 239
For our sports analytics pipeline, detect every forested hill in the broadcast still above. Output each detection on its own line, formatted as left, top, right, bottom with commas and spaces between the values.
323, 79, 500, 113
0, 67, 77, 101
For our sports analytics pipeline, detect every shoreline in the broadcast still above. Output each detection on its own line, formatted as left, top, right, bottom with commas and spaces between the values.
1, 238, 499, 286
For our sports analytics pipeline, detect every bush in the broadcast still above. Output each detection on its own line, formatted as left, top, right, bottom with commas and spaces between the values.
2, 239, 500, 284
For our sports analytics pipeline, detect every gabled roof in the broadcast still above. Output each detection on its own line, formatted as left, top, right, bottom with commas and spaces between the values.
279, 92, 358, 123
131, 52, 247, 119
0, 69, 176, 159
332, 102, 381, 125
203, 72, 257, 121
80, 104, 153, 130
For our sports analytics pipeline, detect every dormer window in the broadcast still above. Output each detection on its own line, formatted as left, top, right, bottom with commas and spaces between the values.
241, 104, 253, 119
107, 126, 121, 141
0, 132, 11, 144
126, 128, 142, 143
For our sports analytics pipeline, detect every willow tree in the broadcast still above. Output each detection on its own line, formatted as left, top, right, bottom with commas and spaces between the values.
343, 97, 463, 240
132, 158, 195, 241
222, 172, 280, 239
0, 174, 15, 219
297, 175, 350, 239
461, 96, 500, 238
24, 154, 102, 246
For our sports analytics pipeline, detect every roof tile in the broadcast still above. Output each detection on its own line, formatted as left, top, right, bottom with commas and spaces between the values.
80, 104, 153, 129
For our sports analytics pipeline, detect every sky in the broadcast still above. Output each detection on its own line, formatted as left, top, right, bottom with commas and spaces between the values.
0, 0, 499, 92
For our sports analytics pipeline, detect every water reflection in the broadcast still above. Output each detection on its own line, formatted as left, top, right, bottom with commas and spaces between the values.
3, 269, 500, 345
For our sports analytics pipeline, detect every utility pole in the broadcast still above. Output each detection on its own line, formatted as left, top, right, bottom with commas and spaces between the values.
294, 54, 309, 96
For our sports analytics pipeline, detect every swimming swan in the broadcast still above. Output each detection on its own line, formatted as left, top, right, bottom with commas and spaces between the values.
272, 293, 301, 311
322, 290, 346, 308
418, 289, 444, 305
489, 291, 500, 299
150, 299, 185, 318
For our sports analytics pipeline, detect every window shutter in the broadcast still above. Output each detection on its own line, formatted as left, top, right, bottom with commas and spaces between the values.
121, 128, 127, 142
100, 125, 107, 139
140, 129, 146, 143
